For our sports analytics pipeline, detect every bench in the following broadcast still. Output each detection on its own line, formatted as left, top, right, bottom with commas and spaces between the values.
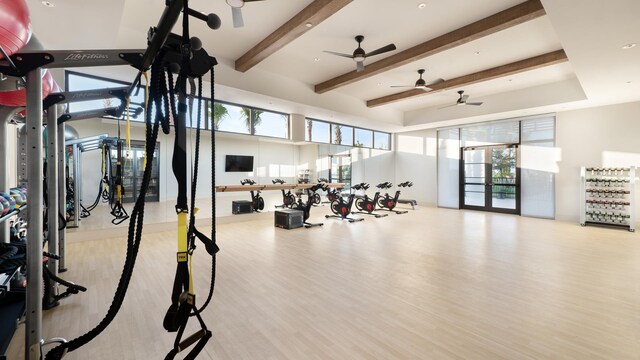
398, 199, 418, 210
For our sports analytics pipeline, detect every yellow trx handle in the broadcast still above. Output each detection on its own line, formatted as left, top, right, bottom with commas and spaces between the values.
117, 184, 123, 203
101, 143, 107, 174
177, 213, 188, 254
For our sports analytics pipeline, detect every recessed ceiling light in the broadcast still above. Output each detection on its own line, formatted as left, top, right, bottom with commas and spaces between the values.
474, 51, 481, 55
314, 57, 320, 62
377, 82, 383, 86
626, 81, 632, 84
418, 3, 427, 9
305, 22, 313, 28
508, 79, 513, 82
41, 1, 55, 7
622, 43, 636, 49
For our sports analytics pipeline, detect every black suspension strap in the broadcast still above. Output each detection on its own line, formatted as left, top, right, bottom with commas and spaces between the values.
110, 137, 129, 225
82, 142, 112, 216
162, 2, 218, 357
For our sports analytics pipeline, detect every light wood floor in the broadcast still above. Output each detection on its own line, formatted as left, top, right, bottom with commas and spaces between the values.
7, 206, 640, 359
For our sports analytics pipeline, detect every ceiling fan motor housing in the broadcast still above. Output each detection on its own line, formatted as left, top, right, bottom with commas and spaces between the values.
353, 48, 365, 61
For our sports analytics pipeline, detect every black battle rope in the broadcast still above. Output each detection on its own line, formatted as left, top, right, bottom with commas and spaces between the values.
191, 67, 217, 316
45, 53, 165, 360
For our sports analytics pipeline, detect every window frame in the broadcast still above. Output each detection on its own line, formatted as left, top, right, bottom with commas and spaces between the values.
373, 131, 391, 150
305, 118, 332, 144
353, 127, 373, 148
248, 105, 290, 140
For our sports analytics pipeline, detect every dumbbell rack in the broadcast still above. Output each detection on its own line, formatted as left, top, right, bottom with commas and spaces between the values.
580, 167, 636, 231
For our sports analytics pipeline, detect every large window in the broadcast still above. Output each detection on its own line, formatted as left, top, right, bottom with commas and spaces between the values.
373, 131, 390, 150
354, 128, 373, 148
65, 71, 145, 121
253, 109, 289, 138
66, 72, 392, 145
331, 124, 353, 146
307, 117, 390, 150
212, 102, 250, 134
306, 119, 330, 143
210, 101, 289, 139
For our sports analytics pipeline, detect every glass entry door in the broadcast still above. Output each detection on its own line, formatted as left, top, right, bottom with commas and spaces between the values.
460, 145, 520, 214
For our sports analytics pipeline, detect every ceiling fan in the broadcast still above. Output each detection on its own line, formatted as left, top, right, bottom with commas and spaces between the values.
324, 35, 396, 72
439, 90, 483, 109
390, 69, 444, 91
226, 0, 265, 28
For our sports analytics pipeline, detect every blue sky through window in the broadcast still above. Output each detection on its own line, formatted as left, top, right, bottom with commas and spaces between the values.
354, 128, 373, 147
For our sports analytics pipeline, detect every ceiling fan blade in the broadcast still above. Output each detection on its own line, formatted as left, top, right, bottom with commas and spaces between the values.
243, 0, 266, 2
438, 103, 458, 110
390, 85, 414, 88
323, 50, 353, 58
465, 102, 483, 106
426, 78, 445, 87
231, 7, 244, 28
461, 94, 469, 102
356, 61, 365, 72
365, 43, 396, 57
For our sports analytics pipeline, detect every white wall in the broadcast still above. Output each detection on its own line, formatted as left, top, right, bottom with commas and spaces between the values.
556, 101, 640, 222
394, 129, 439, 206
298, 144, 318, 178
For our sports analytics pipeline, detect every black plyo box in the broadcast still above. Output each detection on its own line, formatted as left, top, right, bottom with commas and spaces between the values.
232, 200, 253, 214
274, 209, 304, 229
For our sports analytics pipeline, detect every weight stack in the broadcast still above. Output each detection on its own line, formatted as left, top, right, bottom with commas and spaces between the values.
232, 200, 253, 214
274, 209, 304, 229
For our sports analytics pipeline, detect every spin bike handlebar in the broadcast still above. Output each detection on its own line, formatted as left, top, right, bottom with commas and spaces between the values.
309, 183, 324, 193
376, 182, 392, 189
240, 179, 256, 186
272, 179, 285, 184
352, 182, 371, 191
318, 178, 329, 183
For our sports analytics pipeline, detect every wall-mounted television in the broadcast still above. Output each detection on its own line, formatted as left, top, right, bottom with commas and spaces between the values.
225, 155, 254, 172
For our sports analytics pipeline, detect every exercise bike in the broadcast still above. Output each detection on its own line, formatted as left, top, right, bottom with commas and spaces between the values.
272, 178, 296, 208
377, 181, 412, 214
241, 179, 264, 212
309, 184, 322, 206
353, 183, 388, 218
293, 184, 324, 228
325, 186, 363, 223
319, 178, 340, 204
